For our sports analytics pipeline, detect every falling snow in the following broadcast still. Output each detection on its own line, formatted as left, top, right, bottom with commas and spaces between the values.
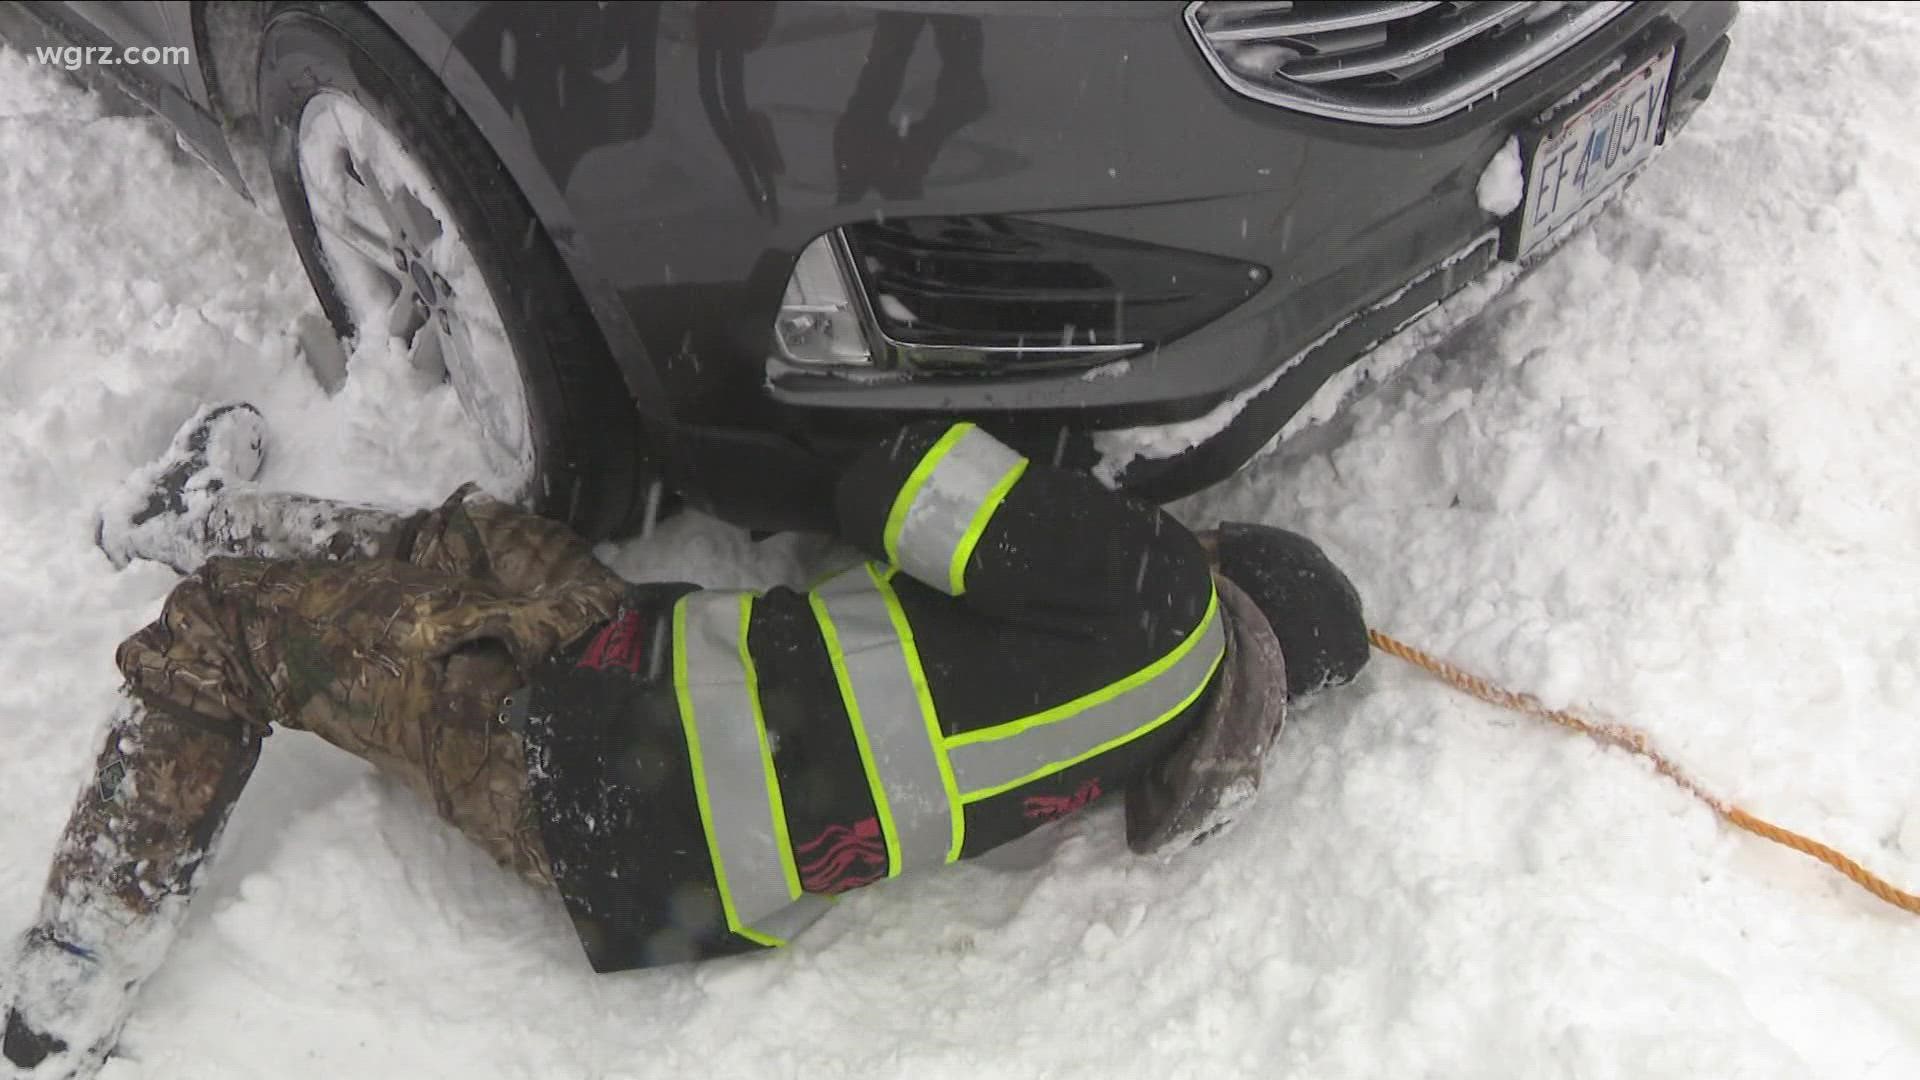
4, 6, 1920, 1078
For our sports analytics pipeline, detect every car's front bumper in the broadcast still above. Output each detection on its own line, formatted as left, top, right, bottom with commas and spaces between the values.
725, 2, 1738, 524
1111, 25, 1736, 502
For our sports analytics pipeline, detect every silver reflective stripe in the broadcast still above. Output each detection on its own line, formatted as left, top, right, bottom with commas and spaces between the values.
946, 592, 1226, 802
758, 894, 833, 941
887, 424, 1027, 595
810, 565, 961, 874
675, 592, 824, 946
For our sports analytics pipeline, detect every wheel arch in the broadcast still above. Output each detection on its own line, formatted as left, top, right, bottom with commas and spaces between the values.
190, 0, 672, 435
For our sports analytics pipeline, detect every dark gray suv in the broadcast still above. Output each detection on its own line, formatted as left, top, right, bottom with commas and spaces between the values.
1, 1, 1737, 535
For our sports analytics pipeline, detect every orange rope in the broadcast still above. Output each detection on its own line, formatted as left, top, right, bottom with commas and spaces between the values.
1366, 627, 1920, 916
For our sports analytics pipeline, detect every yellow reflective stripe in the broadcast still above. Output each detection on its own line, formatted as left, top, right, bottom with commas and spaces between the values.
946, 587, 1222, 753
739, 594, 804, 901
673, 596, 783, 948
813, 565, 965, 873
811, 550, 1220, 862
956, 641, 1224, 805
881, 422, 974, 569
947, 457, 1026, 596
809, 588, 904, 878
870, 564, 965, 862
945, 588, 1224, 800
890, 425, 1027, 596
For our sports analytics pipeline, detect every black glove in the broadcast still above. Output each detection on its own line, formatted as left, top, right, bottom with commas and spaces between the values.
1210, 522, 1369, 698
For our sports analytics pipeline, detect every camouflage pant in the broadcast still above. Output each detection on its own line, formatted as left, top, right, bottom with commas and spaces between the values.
113, 490, 628, 885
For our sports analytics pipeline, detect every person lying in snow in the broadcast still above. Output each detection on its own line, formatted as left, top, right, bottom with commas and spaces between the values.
2, 404, 1368, 1078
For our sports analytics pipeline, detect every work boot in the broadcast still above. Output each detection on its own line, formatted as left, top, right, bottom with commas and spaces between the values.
1, 694, 260, 1078
1125, 573, 1289, 854
1125, 524, 1370, 854
96, 403, 417, 574
1203, 522, 1369, 698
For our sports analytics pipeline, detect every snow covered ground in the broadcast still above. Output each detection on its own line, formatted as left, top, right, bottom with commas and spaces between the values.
4, 3, 1919, 1076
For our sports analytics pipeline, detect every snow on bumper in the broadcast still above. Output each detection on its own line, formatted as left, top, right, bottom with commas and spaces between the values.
1092, 170, 1650, 492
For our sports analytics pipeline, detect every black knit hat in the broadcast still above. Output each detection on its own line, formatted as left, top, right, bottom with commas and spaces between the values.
1212, 522, 1369, 698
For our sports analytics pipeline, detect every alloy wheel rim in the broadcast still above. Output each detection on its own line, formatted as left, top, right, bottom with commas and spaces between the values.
295, 90, 536, 501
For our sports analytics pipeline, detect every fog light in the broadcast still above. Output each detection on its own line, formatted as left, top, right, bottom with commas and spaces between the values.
839, 216, 1266, 371
773, 233, 872, 366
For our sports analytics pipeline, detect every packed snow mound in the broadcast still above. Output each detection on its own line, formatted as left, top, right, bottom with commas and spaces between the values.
1476, 136, 1525, 217
4, 5, 1920, 1078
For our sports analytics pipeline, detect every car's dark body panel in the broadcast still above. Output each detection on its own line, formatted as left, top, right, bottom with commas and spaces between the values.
1, 1, 243, 179
4, 1, 1738, 532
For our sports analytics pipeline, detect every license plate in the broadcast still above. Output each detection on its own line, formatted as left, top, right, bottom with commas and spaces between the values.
1517, 47, 1677, 257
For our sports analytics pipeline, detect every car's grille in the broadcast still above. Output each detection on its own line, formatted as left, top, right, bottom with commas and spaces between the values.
1186, 0, 1633, 125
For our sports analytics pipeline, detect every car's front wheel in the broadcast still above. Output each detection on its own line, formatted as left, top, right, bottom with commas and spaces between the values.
258, 0, 648, 538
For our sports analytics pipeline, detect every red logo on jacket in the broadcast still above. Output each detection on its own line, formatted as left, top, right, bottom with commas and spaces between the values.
1021, 779, 1103, 823
576, 610, 646, 674
797, 817, 888, 894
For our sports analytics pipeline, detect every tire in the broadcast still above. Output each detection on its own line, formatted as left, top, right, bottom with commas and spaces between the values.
257, 0, 647, 539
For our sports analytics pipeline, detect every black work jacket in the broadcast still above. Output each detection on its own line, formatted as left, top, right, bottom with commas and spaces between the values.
524, 421, 1220, 972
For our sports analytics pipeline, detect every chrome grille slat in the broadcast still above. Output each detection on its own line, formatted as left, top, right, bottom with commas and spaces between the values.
1186, 0, 1636, 125
1280, 1, 1530, 83
1283, 25, 1390, 58
1202, 1, 1443, 41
